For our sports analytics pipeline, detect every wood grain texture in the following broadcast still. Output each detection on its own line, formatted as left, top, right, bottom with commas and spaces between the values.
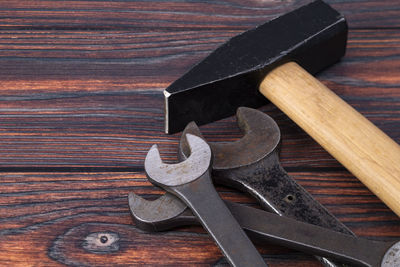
0, 172, 398, 266
0, 0, 399, 266
0, 30, 399, 168
0, 29, 399, 95
0, 0, 399, 30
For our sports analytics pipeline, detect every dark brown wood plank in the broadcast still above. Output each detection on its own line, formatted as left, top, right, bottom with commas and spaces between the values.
1, 1, 398, 266
0, 29, 399, 168
0, 93, 398, 169
0, 172, 398, 266
0, 0, 398, 30
0, 30, 230, 92
0, 29, 399, 95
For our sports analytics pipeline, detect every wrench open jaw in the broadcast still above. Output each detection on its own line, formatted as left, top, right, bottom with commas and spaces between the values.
144, 134, 267, 267
179, 107, 281, 171
129, 192, 400, 267
145, 133, 212, 187
128, 192, 194, 232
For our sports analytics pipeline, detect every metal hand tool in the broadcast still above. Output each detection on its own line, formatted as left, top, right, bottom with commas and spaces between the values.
164, 0, 400, 220
129, 192, 400, 267
180, 107, 353, 266
144, 134, 267, 267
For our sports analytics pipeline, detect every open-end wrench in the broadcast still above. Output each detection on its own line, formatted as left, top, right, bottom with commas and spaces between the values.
144, 134, 267, 267
128, 192, 400, 267
179, 107, 354, 267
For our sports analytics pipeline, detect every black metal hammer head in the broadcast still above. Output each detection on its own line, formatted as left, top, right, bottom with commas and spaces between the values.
164, 0, 347, 133
179, 107, 281, 170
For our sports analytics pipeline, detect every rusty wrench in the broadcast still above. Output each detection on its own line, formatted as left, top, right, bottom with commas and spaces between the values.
180, 107, 354, 266
129, 193, 400, 267
144, 134, 267, 267
179, 107, 352, 234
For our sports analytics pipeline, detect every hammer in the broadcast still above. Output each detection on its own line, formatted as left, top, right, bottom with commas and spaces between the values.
164, 1, 400, 216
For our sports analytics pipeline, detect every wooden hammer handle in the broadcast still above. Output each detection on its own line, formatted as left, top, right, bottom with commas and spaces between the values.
260, 62, 400, 216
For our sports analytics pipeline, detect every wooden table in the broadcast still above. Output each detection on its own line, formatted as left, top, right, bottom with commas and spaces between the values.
0, 1, 399, 266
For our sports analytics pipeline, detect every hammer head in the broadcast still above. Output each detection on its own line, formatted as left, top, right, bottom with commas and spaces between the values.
164, 0, 347, 134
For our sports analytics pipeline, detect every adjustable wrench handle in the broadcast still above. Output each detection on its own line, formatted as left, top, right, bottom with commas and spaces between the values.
172, 173, 267, 267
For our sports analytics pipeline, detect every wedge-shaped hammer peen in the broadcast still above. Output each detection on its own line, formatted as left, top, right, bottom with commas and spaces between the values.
164, 0, 400, 216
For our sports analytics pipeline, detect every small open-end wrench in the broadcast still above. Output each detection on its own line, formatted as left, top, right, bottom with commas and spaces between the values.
180, 107, 354, 267
144, 134, 267, 267
129, 192, 400, 267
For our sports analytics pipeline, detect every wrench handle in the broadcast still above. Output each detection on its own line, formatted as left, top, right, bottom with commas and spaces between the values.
216, 154, 352, 267
260, 62, 400, 216
228, 201, 394, 267
173, 173, 267, 267
216, 153, 352, 235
